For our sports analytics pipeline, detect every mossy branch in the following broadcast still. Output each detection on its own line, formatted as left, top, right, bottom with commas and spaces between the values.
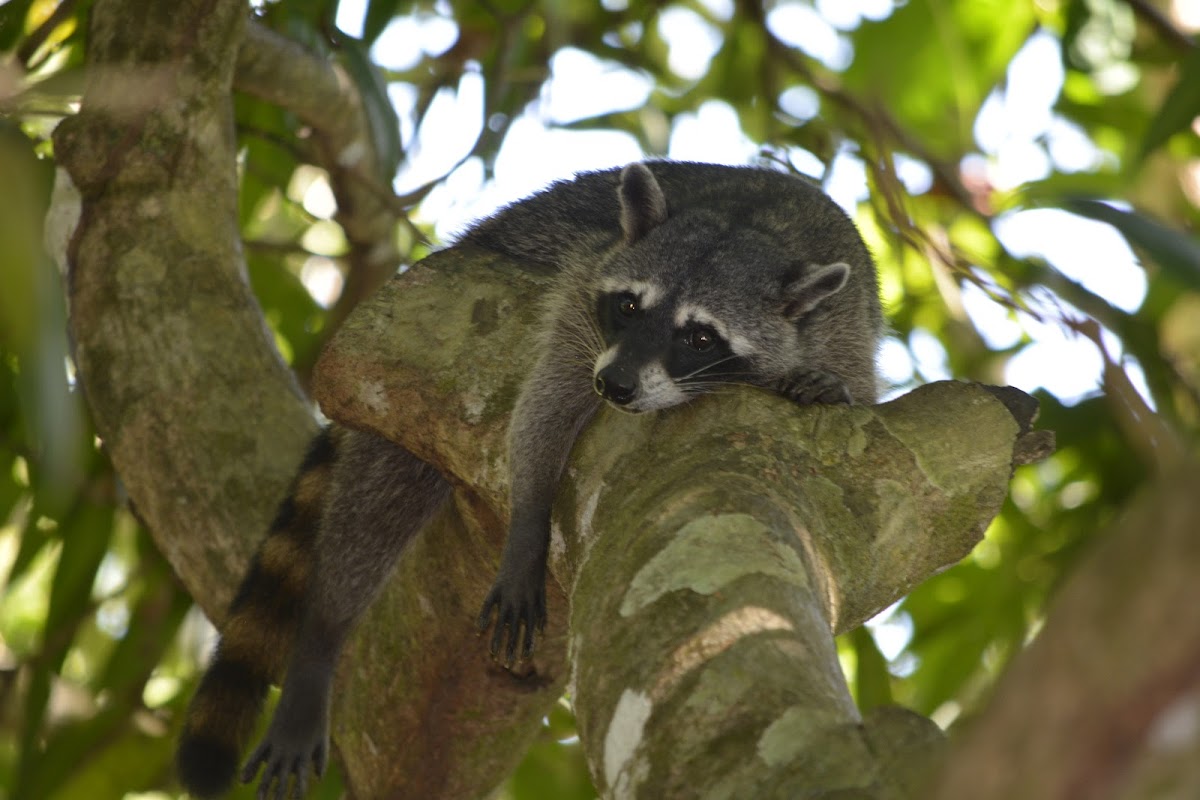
52, 0, 316, 620
314, 246, 1048, 798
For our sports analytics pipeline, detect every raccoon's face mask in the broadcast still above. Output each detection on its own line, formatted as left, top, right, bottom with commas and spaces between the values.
592, 286, 748, 412
593, 162, 855, 412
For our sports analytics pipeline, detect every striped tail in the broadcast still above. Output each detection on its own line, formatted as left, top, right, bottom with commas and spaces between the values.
177, 427, 339, 797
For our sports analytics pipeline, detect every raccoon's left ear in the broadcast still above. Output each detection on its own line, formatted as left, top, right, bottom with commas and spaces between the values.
618, 163, 668, 244
782, 262, 851, 320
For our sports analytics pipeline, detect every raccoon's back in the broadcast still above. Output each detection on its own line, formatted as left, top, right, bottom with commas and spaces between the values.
456, 162, 860, 271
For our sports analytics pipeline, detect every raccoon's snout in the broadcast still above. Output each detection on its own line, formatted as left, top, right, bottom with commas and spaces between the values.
594, 365, 636, 406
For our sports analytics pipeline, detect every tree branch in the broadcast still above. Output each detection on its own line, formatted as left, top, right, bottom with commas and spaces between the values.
1124, 0, 1196, 53
51, 0, 317, 619
233, 22, 410, 338
932, 463, 1200, 799
313, 245, 1046, 797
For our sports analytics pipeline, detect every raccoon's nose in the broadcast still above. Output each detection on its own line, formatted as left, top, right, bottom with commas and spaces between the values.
594, 367, 637, 405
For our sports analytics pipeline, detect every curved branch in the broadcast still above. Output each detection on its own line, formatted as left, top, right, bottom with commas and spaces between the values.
313, 246, 1044, 797
1124, 0, 1196, 53
234, 22, 409, 337
51, 0, 317, 618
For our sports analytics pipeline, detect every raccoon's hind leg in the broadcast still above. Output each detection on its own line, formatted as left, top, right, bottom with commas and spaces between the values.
772, 369, 853, 405
177, 427, 337, 800
241, 430, 450, 800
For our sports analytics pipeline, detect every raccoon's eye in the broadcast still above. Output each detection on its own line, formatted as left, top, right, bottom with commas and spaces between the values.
686, 327, 718, 352
617, 293, 639, 317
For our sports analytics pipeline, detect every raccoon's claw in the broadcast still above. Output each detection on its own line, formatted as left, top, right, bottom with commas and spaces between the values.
776, 369, 852, 405
241, 721, 327, 800
477, 572, 546, 666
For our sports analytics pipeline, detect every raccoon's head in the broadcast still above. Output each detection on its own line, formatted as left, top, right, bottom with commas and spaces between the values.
591, 275, 740, 412
590, 163, 853, 413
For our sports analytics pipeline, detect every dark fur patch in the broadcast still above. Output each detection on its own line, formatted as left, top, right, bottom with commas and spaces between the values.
230, 554, 294, 616
178, 427, 340, 798
268, 494, 298, 531
299, 427, 337, 472
177, 732, 240, 798
199, 653, 272, 701
178, 658, 271, 797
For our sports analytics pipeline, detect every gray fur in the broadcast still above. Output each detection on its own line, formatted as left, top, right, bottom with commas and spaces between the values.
242, 430, 449, 799
471, 162, 882, 663
462, 162, 880, 399
618, 163, 668, 243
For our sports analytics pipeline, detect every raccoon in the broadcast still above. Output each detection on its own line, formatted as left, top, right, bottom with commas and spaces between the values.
471, 163, 880, 663
176, 162, 882, 798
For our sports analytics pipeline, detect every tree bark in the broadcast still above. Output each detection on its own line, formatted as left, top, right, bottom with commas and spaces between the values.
932, 463, 1200, 800
48, 3, 550, 796
314, 246, 1045, 798
52, 0, 316, 619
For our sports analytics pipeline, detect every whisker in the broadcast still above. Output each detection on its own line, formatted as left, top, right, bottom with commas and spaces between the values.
683, 371, 759, 382
679, 385, 747, 400
677, 377, 774, 399
559, 308, 605, 364
561, 339, 602, 359
678, 354, 743, 382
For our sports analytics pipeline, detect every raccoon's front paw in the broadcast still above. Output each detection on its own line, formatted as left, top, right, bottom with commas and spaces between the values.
776, 369, 852, 405
477, 566, 546, 667
241, 716, 328, 800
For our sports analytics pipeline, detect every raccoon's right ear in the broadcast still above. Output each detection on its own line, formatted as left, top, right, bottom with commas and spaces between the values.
782, 262, 851, 320
618, 163, 668, 244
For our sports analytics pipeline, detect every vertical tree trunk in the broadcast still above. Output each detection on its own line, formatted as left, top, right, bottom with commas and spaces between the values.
53, 0, 316, 615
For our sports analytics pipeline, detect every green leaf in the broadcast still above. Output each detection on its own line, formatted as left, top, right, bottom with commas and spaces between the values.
15, 505, 113, 798
1062, 0, 1134, 73
235, 94, 303, 228
507, 735, 594, 800
544, 699, 581, 742
6, 513, 51, 591
1136, 47, 1200, 165
843, 0, 1035, 158
46, 710, 179, 800
92, 555, 190, 699
246, 251, 326, 368
338, 36, 405, 180
43, 509, 112, 667
0, 0, 36, 51
1063, 199, 1200, 289
704, 18, 770, 140
1019, 171, 1125, 206
850, 627, 894, 712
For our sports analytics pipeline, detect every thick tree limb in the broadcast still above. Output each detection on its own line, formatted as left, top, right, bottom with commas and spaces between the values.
932, 463, 1200, 800
314, 246, 1045, 798
48, 4, 531, 798
561, 383, 1017, 797
51, 0, 316, 617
